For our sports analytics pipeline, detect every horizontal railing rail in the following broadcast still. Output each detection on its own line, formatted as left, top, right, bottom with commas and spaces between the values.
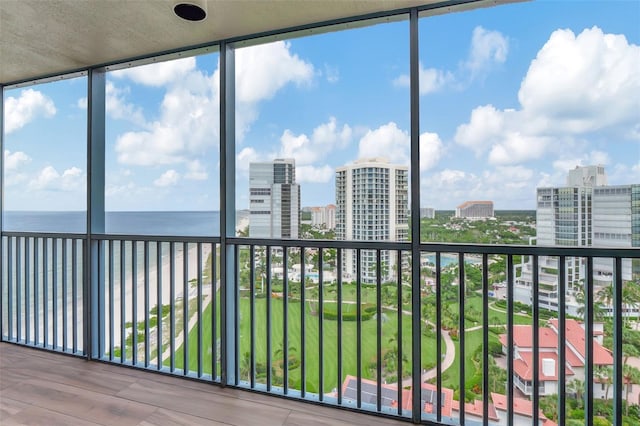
2, 230, 639, 425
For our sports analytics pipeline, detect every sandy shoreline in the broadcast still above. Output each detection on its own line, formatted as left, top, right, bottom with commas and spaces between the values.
107, 243, 213, 351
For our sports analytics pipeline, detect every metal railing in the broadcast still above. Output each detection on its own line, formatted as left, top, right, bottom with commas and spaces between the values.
2, 231, 639, 425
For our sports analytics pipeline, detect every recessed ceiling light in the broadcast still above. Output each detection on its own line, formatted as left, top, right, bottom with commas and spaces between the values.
173, 1, 207, 22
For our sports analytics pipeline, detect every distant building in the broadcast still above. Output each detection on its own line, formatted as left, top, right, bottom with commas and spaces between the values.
592, 184, 639, 286
517, 165, 639, 317
308, 204, 336, 230
455, 201, 494, 219
420, 207, 435, 219
249, 158, 300, 239
336, 158, 408, 284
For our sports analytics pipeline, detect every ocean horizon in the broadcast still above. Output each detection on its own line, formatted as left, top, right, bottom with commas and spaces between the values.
1, 211, 249, 236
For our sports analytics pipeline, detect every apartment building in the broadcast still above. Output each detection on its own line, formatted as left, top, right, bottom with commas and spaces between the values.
249, 159, 300, 239
336, 158, 408, 284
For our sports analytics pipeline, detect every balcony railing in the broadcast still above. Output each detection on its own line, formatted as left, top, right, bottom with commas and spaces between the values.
1, 231, 638, 425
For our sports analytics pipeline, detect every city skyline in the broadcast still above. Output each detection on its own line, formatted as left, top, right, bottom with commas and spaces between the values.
2, 1, 639, 213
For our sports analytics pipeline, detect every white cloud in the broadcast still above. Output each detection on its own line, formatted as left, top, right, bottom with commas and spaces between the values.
111, 57, 196, 86
236, 41, 314, 104
5, 89, 56, 134
393, 62, 454, 95
297, 165, 334, 183
455, 26, 640, 166
106, 81, 147, 127
280, 117, 352, 166
465, 26, 509, 77
518, 26, 640, 134
185, 160, 208, 180
358, 122, 410, 164
324, 64, 340, 83
4, 150, 31, 171
236, 147, 262, 173
420, 132, 444, 171
115, 41, 314, 168
29, 166, 84, 191
358, 122, 444, 170
154, 169, 181, 187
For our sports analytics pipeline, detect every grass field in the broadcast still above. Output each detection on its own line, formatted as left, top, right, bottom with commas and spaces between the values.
170, 292, 531, 396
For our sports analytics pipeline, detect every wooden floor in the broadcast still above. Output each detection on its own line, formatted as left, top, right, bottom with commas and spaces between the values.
0, 343, 410, 426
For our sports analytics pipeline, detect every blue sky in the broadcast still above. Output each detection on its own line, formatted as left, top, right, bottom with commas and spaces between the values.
3, 0, 639, 212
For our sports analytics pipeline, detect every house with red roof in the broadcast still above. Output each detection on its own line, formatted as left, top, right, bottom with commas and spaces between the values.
340, 375, 552, 425
499, 319, 614, 399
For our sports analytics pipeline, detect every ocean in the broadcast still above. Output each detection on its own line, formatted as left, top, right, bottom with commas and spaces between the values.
2, 211, 222, 236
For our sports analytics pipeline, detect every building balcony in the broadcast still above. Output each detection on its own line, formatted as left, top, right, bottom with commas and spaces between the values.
1, 232, 637, 425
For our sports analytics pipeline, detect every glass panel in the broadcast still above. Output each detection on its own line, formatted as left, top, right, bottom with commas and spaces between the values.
104, 51, 220, 236
3, 76, 88, 232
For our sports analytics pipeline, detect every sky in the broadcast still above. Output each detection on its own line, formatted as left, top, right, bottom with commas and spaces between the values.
3, 0, 639, 212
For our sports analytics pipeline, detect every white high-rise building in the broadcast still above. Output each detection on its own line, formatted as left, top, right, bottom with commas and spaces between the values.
336, 158, 408, 284
517, 166, 639, 317
516, 166, 608, 315
249, 159, 300, 239
592, 184, 640, 287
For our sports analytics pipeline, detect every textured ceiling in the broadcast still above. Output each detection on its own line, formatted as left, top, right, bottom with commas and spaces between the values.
0, 0, 466, 85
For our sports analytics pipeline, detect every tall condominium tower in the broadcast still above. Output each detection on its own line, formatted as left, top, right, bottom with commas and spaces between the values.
336, 158, 408, 284
517, 165, 639, 316
249, 158, 300, 239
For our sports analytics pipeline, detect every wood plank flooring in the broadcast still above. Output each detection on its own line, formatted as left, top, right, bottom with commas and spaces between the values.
0, 343, 409, 425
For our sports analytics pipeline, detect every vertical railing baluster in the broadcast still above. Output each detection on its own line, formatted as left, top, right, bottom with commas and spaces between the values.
34, 238, 39, 346
98, 240, 105, 358
211, 243, 217, 381
53, 238, 58, 350
585, 257, 594, 426
197, 242, 202, 378
376, 249, 382, 412
458, 252, 465, 426
157, 241, 163, 370
283, 247, 289, 394
337, 247, 343, 405
170, 241, 175, 372
613, 256, 623, 426
318, 248, 324, 401
249, 245, 255, 387
482, 253, 489, 426
436, 251, 442, 422
7, 237, 13, 341
183, 241, 189, 376
144, 241, 150, 368
72, 239, 78, 354
300, 247, 306, 398
532, 255, 539, 425
356, 248, 362, 409
266, 246, 272, 391
62, 238, 68, 351
396, 250, 402, 416
507, 254, 514, 426
108, 239, 114, 361
16, 237, 21, 343
25, 238, 31, 345
44, 239, 49, 348
558, 255, 566, 426
120, 240, 125, 364
132, 241, 138, 366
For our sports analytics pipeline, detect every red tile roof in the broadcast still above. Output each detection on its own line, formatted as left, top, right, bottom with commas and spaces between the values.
500, 320, 613, 371
548, 319, 613, 366
491, 392, 553, 423
513, 351, 575, 381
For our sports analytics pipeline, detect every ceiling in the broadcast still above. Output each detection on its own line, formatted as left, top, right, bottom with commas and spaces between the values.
0, 0, 474, 85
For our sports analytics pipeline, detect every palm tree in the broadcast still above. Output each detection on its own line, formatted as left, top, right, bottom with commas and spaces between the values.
567, 378, 585, 406
624, 364, 640, 414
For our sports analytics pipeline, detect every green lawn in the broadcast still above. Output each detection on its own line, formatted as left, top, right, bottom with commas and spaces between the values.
174, 293, 441, 393
170, 292, 527, 397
